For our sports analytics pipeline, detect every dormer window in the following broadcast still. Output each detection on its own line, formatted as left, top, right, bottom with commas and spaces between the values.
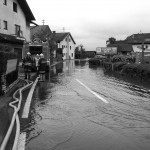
13, 2, 17, 13
3, 0, 7, 5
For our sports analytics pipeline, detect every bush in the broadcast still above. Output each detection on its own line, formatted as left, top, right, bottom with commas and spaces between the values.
89, 58, 101, 65
113, 62, 126, 71
121, 64, 150, 80
0, 52, 8, 73
0, 51, 18, 73
0, 45, 11, 52
104, 62, 112, 70
111, 55, 135, 63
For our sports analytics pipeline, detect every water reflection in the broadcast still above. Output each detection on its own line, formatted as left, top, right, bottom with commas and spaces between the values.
56, 63, 63, 75
25, 60, 150, 150
63, 60, 75, 76
104, 70, 150, 92
75, 60, 88, 67
34, 83, 47, 101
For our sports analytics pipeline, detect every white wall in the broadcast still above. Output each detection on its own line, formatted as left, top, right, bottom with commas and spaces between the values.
0, 0, 30, 41
132, 44, 150, 53
59, 34, 75, 60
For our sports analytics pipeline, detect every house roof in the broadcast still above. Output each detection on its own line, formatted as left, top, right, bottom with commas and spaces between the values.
17, 0, 35, 21
30, 25, 52, 41
117, 44, 133, 52
108, 44, 133, 52
55, 32, 76, 44
126, 33, 150, 44
0, 33, 24, 45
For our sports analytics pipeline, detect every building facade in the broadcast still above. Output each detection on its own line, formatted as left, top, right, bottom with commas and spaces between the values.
55, 32, 76, 60
0, 0, 35, 59
125, 33, 150, 53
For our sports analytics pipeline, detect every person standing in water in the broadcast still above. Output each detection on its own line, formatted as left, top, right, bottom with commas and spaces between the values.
38, 53, 47, 81
22, 52, 33, 80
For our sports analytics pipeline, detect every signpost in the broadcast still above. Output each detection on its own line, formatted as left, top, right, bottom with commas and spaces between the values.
96, 47, 117, 55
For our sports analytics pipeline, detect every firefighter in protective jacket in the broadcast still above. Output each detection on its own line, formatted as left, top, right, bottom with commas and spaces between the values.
22, 52, 34, 80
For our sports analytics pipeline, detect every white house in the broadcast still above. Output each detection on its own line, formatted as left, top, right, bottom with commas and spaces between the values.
126, 33, 150, 53
55, 32, 76, 60
0, 0, 35, 59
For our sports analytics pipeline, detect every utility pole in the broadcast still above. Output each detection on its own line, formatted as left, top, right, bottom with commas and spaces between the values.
141, 39, 150, 64
141, 41, 145, 64
42, 20, 45, 25
63, 27, 65, 32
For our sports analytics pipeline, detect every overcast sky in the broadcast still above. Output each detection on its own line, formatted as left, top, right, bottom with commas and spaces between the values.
26, 0, 150, 51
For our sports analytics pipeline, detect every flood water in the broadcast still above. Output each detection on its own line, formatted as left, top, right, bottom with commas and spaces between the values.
24, 60, 150, 150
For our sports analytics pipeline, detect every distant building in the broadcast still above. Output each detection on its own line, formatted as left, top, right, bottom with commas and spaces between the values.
0, 0, 35, 60
27, 25, 54, 61
30, 25, 52, 42
55, 32, 76, 60
125, 33, 150, 52
30, 25, 58, 62
107, 43, 133, 55
107, 33, 150, 54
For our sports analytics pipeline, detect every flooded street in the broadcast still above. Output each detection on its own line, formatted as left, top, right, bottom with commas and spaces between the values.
24, 60, 150, 150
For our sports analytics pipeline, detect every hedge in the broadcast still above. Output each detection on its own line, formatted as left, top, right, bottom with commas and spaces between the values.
0, 50, 18, 95
0, 45, 11, 52
113, 62, 127, 71
111, 55, 135, 63
121, 64, 150, 80
89, 58, 102, 65
0, 52, 7, 73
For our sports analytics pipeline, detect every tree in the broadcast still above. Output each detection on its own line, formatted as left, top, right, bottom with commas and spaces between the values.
75, 44, 86, 59
108, 37, 116, 44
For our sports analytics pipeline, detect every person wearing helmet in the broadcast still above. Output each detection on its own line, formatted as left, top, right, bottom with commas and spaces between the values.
22, 52, 33, 80
38, 53, 47, 81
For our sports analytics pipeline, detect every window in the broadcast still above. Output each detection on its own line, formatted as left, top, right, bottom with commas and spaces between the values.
3, 21, 8, 30
70, 46, 71, 50
63, 53, 65, 57
72, 53, 73, 57
69, 39, 71, 42
3, 0, 7, 5
15, 24, 20, 36
13, 2, 17, 12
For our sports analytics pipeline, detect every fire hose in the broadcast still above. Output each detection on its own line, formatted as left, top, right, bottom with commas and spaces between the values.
0, 79, 33, 150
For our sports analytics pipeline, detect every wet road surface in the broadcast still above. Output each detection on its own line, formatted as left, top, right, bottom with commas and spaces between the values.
24, 60, 150, 150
